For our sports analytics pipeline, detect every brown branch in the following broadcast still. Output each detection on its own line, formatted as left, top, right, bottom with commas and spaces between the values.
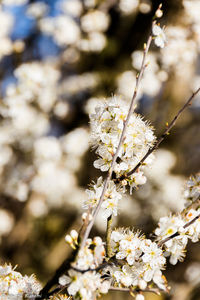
109, 286, 161, 295
39, 248, 79, 299
39, 74, 200, 300
106, 214, 113, 258
181, 197, 200, 216
80, 34, 153, 249
70, 261, 111, 273
115, 87, 200, 182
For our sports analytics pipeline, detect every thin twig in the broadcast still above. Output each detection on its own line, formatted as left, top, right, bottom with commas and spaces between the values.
106, 214, 113, 258
158, 211, 200, 247
109, 286, 161, 295
70, 261, 111, 273
116, 87, 200, 181
39, 248, 78, 299
80, 34, 153, 249
181, 196, 200, 216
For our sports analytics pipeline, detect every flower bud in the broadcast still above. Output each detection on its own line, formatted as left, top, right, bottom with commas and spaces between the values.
136, 294, 145, 300
65, 234, 73, 244
155, 8, 163, 18
70, 229, 78, 240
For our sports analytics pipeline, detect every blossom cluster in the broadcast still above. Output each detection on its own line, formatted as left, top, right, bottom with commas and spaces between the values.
0, 2, 199, 300
0, 264, 41, 299
110, 228, 167, 291
84, 176, 122, 218
152, 23, 166, 49
155, 208, 200, 265
59, 237, 110, 300
90, 96, 156, 192
184, 173, 200, 203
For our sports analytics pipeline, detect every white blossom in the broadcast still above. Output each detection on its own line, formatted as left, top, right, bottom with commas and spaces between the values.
111, 228, 167, 290
90, 96, 156, 192
184, 173, 200, 203
81, 10, 110, 33
84, 177, 122, 218
155, 214, 187, 264
152, 24, 166, 48
0, 264, 41, 299
63, 237, 110, 299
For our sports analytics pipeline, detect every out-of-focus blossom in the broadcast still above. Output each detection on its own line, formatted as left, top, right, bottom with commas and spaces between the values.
61, 128, 89, 157
34, 137, 62, 163
31, 161, 76, 207
139, 1, 151, 14
2, 0, 28, 5
117, 71, 138, 100
142, 149, 185, 219
78, 32, 107, 52
185, 262, 200, 286
83, 0, 96, 8
60, 73, 99, 96
119, 0, 139, 15
59, 0, 83, 17
0, 9, 14, 60
40, 16, 80, 46
0, 209, 14, 238
161, 26, 197, 74
26, 2, 49, 18
81, 10, 109, 33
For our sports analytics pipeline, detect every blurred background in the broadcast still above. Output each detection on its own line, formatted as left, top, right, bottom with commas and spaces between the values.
0, 0, 199, 299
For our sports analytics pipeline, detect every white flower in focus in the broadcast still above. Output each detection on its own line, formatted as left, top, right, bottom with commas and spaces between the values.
0, 264, 41, 298
141, 239, 166, 269
84, 177, 122, 217
66, 265, 109, 299
114, 265, 134, 287
73, 236, 105, 271
152, 24, 166, 48
155, 214, 188, 264
90, 96, 156, 192
185, 209, 200, 242
111, 228, 143, 265
153, 269, 167, 290
111, 228, 168, 290
101, 196, 119, 218
59, 274, 71, 286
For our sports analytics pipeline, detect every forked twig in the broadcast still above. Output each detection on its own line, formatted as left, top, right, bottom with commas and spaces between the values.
116, 87, 200, 182
158, 204, 200, 247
